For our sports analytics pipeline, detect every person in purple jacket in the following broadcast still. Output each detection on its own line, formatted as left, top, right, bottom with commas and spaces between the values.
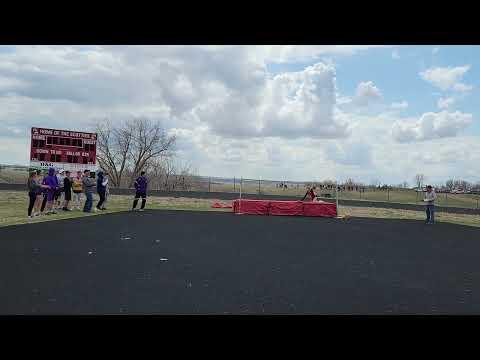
43, 167, 60, 215
132, 171, 148, 211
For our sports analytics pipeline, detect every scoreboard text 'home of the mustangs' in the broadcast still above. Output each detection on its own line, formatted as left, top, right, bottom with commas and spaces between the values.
30, 127, 98, 172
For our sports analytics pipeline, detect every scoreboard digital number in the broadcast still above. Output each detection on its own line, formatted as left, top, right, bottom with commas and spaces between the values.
30, 127, 98, 172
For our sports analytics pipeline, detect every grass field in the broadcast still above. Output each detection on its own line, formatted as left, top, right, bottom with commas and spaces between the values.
3, 167, 479, 209
213, 182, 480, 209
0, 191, 231, 228
0, 168, 28, 184
1, 191, 478, 228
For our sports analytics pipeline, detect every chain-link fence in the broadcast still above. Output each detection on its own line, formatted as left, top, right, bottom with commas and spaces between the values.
190, 177, 480, 209
2, 166, 480, 209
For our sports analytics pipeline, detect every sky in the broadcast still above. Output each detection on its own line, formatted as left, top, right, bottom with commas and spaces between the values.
0, 45, 479, 186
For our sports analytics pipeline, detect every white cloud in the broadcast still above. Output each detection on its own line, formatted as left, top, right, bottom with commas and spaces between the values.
392, 111, 473, 143
0, 45, 478, 185
420, 65, 472, 92
392, 50, 400, 59
437, 97, 455, 109
391, 101, 408, 110
432, 47, 440, 54
326, 141, 372, 166
247, 45, 390, 64
186, 62, 350, 139
352, 81, 382, 107
452, 83, 473, 92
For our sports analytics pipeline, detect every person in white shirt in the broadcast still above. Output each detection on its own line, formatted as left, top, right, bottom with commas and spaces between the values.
102, 172, 110, 209
423, 185, 437, 224
55, 169, 65, 209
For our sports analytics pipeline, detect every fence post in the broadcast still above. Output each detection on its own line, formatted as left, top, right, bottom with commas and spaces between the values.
387, 188, 390, 202
208, 177, 211, 192
234, 177, 236, 192
335, 182, 339, 216
238, 177, 243, 214
258, 179, 261, 194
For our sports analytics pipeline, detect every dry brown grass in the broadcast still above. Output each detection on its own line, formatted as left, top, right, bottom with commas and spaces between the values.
0, 190, 478, 228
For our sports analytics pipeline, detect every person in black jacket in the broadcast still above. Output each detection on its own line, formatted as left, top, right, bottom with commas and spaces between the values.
62, 170, 73, 211
96, 171, 107, 211
132, 171, 148, 211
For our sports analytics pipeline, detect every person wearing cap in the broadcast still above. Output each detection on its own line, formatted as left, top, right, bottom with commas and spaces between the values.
82, 169, 96, 213
423, 185, 437, 224
132, 171, 148, 211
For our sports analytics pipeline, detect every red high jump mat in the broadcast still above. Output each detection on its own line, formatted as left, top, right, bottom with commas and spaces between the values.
232, 199, 337, 218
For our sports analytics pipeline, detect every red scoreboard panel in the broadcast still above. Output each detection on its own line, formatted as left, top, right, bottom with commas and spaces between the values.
30, 127, 98, 172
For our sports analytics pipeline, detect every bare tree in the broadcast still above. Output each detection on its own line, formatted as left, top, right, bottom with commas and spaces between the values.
445, 179, 454, 191
127, 118, 176, 187
414, 174, 424, 189
96, 118, 176, 188
96, 119, 133, 188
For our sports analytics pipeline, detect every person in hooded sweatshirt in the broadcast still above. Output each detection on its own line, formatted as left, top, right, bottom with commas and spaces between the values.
96, 170, 108, 211
43, 167, 60, 215
132, 171, 148, 211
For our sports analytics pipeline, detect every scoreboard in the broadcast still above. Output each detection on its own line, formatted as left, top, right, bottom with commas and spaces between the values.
30, 127, 98, 172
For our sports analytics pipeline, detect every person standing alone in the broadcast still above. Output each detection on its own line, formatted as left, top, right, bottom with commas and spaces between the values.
102, 172, 110, 210
423, 185, 437, 224
96, 171, 108, 211
132, 171, 148, 211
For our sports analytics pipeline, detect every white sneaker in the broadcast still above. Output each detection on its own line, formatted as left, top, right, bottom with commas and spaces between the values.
139, 209, 144, 212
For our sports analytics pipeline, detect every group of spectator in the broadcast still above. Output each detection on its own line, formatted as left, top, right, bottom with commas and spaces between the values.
27, 168, 148, 219
27, 167, 110, 218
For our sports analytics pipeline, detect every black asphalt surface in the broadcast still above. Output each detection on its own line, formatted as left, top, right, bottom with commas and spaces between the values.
0, 210, 479, 314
